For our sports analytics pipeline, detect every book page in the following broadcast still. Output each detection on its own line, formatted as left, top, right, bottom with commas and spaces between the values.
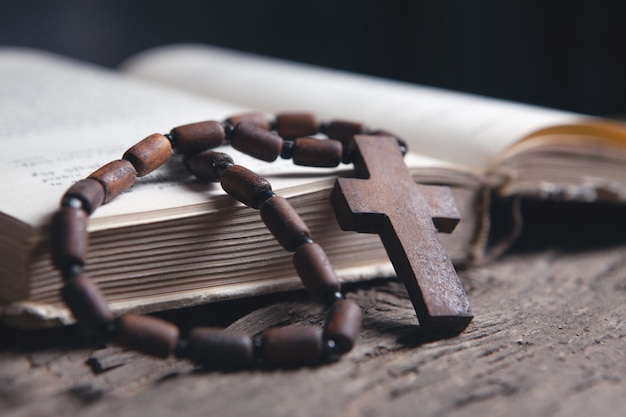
0, 48, 253, 228
122, 44, 585, 171
0, 48, 451, 229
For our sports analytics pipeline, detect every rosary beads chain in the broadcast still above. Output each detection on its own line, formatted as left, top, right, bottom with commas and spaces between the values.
50, 112, 405, 369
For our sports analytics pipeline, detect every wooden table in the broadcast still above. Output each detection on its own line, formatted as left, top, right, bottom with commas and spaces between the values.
2, 237, 626, 417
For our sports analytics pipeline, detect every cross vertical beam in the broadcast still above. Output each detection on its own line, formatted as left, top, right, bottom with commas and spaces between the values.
331, 135, 473, 335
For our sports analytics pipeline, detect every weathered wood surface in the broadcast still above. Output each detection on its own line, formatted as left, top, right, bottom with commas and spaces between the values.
2, 243, 626, 417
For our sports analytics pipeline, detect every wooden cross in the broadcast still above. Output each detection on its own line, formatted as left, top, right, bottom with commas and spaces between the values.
331, 135, 473, 335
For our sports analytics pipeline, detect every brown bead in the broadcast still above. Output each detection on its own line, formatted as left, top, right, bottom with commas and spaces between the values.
188, 327, 253, 369
122, 133, 172, 177
260, 195, 311, 252
262, 326, 324, 367
322, 120, 366, 144
275, 113, 319, 138
88, 160, 137, 203
49, 207, 88, 271
225, 112, 272, 131
62, 178, 105, 215
115, 313, 179, 358
187, 150, 234, 182
220, 164, 273, 209
229, 123, 283, 162
292, 137, 343, 167
292, 242, 340, 302
62, 273, 114, 337
323, 299, 362, 354
170, 120, 225, 155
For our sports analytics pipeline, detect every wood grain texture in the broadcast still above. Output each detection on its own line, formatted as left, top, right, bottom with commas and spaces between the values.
2, 244, 626, 417
331, 135, 472, 333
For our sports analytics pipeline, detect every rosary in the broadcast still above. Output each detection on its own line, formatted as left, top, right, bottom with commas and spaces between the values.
49, 112, 473, 369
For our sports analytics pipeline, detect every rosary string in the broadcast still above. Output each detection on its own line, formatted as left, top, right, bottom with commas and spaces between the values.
49, 112, 406, 369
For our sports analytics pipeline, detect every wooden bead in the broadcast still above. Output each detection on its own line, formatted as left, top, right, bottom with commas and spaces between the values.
229, 123, 283, 162
262, 326, 324, 367
260, 195, 311, 252
220, 165, 274, 209
292, 137, 342, 167
187, 327, 253, 369
50, 207, 88, 271
122, 133, 172, 177
88, 159, 137, 203
275, 113, 319, 138
292, 242, 340, 302
62, 273, 114, 337
187, 150, 234, 182
225, 112, 272, 131
115, 313, 179, 358
170, 121, 226, 155
323, 299, 362, 354
62, 178, 105, 215
322, 120, 366, 144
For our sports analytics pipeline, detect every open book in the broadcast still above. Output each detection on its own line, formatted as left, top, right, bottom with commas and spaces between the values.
2, 45, 626, 327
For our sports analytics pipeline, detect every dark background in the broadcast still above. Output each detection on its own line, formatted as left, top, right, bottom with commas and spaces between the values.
2, 1, 626, 116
